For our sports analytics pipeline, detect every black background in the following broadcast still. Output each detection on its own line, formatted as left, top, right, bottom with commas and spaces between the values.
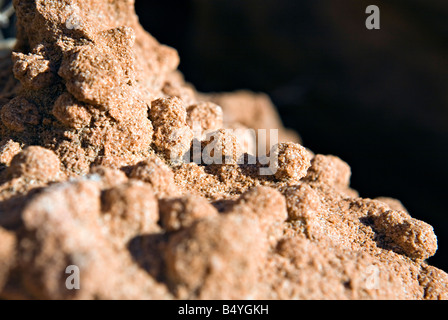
135, 0, 448, 271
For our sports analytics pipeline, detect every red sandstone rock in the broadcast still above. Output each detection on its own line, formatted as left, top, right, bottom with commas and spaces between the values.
0, 0, 445, 301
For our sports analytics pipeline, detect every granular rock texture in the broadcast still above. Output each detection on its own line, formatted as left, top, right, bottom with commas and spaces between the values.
0, 0, 446, 300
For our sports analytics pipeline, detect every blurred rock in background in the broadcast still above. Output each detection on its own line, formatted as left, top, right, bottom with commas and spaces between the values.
137, 0, 448, 268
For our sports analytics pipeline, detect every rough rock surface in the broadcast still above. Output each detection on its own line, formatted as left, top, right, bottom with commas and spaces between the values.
0, 0, 446, 300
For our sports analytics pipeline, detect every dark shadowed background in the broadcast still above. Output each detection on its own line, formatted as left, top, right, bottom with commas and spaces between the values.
135, 0, 448, 270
